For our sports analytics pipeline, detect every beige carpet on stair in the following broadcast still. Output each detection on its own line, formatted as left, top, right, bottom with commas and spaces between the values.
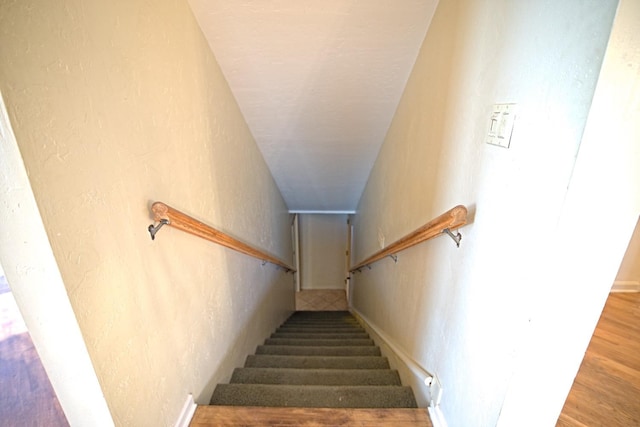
295, 290, 348, 311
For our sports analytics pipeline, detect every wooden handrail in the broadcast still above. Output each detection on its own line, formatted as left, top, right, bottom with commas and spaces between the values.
150, 201, 295, 273
350, 205, 468, 272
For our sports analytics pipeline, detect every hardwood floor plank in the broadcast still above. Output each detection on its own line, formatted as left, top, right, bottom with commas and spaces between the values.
580, 353, 640, 386
0, 333, 68, 427
556, 413, 594, 427
190, 406, 432, 426
588, 340, 640, 372
557, 292, 640, 427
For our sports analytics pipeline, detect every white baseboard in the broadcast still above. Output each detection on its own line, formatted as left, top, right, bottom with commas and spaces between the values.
174, 394, 197, 427
611, 280, 640, 292
350, 307, 433, 407
428, 405, 449, 427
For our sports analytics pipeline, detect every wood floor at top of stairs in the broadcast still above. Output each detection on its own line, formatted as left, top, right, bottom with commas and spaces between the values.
190, 405, 433, 426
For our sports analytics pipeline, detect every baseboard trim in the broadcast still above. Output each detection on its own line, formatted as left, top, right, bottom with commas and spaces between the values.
428, 405, 449, 427
350, 307, 433, 406
174, 394, 196, 427
611, 280, 640, 292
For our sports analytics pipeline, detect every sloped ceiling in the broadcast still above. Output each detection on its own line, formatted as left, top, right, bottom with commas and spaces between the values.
188, 0, 438, 211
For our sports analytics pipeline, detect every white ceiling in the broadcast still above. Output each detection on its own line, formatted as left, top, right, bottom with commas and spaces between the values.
188, 0, 438, 211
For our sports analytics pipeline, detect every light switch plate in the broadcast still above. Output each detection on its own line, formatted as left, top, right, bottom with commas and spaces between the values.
486, 103, 516, 148
429, 374, 443, 407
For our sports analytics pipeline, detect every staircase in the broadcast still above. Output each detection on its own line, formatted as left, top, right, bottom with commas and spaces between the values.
190, 311, 431, 426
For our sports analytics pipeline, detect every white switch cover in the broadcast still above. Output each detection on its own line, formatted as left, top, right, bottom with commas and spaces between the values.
486, 103, 516, 148
430, 374, 443, 407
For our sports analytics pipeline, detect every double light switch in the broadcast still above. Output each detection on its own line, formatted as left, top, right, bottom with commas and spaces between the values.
486, 103, 516, 148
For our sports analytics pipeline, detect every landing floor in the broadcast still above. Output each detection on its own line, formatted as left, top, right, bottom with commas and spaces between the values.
295, 289, 348, 311
557, 292, 640, 426
190, 406, 432, 426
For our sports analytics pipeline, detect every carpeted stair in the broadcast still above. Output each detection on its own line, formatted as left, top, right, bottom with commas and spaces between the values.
209, 311, 418, 409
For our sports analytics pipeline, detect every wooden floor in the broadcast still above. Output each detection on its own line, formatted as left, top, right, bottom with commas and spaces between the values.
557, 292, 640, 427
190, 406, 432, 426
0, 289, 68, 427
0, 333, 69, 427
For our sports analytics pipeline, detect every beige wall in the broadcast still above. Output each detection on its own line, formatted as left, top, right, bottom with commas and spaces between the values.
352, 0, 639, 426
0, 96, 113, 425
615, 217, 640, 284
300, 214, 348, 290
0, 0, 294, 426
499, 1, 640, 421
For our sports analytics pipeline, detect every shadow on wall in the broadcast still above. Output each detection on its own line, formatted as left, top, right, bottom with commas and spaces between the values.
197, 274, 294, 403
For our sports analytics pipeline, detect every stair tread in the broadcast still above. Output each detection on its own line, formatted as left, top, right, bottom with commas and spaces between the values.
230, 367, 401, 385
276, 325, 366, 334
284, 317, 358, 320
287, 311, 352, 317
210, 384, 418, 408
191, 406, 432, 426
265, 338, 374, 347
284, 317, 359, 323
284, 320, 356, 324
284, 318, 359, 323
272, 332, 369, 339
276, 323, 365, 332
281, 323, 361, 328
245, 355, 389, 369
256, 345, 381, 356
207, 311, 420, 415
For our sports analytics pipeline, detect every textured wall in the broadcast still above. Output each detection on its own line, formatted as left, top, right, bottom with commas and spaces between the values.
498, 0, 640, 421
299, 214, 348, 290
352, 0, 631, 426
0, 0, 294, 425
0, 96, 113, 425
615, 217, 640, 283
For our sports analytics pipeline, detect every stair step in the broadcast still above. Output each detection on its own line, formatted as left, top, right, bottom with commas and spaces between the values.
287, 310, 352, 318
285, 314, 357, 319
191, 406, 432, 427
230, 367, 402, 386
275, 328, 366, 334
256, 345, 381, 356
210, 384, 418, 408
285, 316, 358, 321
265, 338, 374, 347
271, 332, 369, 339
245, 355, 389, 369
282, 322, 361, 328
276, 329, 365, 335
207, 311, 420, 416
284, 316, 359, 324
